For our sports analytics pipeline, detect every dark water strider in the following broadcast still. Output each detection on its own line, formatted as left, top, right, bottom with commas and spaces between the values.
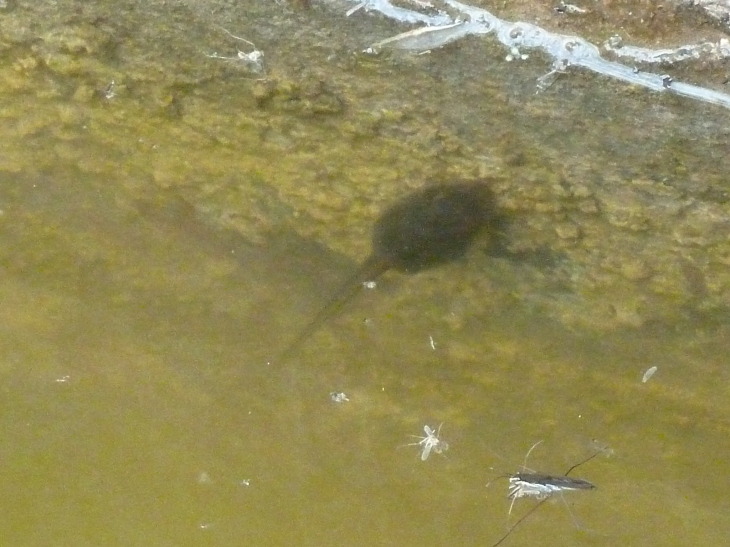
276, 181, 502, 362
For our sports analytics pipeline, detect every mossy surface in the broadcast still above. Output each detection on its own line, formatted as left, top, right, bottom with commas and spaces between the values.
1, 0, 730, 334
1, 2, 730, 546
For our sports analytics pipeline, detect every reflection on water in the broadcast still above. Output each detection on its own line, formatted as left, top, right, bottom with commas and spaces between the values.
0, 1, 729, 546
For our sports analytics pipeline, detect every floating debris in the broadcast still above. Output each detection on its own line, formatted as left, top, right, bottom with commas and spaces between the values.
642, 366, 658, 383
102, 80, 116, 100
536, 60, 568, 92
329, 391, 350, 403
206, 27, 264, 74
347, 0, 730, 110
555, 2, 588, 15
408, 424, 449, 461
346, 1, 366, 17
505, 46, 529, 62
354, 0, 451, 25
605, 35, 730, 65
369, 22, 473, 52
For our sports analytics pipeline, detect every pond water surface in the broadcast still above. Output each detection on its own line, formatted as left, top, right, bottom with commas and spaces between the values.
1, 1, 729, 546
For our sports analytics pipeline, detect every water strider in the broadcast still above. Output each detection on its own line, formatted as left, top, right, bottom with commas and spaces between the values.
276, 181, 502, 362
490, 441, 604, 547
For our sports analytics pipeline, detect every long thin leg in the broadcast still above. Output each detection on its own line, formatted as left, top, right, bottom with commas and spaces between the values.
558, 492, 581, 529
564, 449, 603, 476
492, 499, 547, 547
507, 494, 518, 516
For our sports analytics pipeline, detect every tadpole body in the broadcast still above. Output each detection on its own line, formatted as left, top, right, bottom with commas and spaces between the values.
277, 181, 500, 362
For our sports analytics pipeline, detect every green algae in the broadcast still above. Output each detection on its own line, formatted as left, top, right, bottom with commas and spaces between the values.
1, 0, 730, 331
1, 2, 730, 545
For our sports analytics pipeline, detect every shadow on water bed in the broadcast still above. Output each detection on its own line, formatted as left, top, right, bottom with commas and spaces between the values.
276, 180, 505, 364
0, 1, 729, 546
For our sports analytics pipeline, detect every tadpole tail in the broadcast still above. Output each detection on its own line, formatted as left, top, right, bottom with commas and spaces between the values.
275, 255, 390, 364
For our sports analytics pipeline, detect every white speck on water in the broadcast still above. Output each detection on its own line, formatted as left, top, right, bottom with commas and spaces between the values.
642, 366, 658, 383
329, 391, 350, 403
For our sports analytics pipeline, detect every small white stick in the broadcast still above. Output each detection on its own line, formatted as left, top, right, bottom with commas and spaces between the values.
642, 366, 658, 383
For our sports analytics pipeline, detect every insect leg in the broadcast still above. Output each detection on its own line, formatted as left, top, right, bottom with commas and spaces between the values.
564, 448, 603, 476
492, 499, 547, 547
507, 493, 518, 516
557, 491, 582, 529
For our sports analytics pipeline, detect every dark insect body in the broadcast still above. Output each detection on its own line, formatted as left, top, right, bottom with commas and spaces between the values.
491, 442, 603, 547
277, 181, 500, 362
508, 472, 595, 499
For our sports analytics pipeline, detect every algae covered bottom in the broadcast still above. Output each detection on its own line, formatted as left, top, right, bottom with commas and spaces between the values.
0, 1, 729, 546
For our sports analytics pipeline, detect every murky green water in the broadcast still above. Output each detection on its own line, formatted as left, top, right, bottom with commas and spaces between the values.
1, 1, 729, 546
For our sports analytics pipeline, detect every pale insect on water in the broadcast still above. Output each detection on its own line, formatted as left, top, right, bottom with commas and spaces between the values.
407, 424, 449, 461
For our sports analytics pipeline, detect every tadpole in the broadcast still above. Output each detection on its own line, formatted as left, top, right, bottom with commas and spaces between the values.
277, 181, 502, 362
